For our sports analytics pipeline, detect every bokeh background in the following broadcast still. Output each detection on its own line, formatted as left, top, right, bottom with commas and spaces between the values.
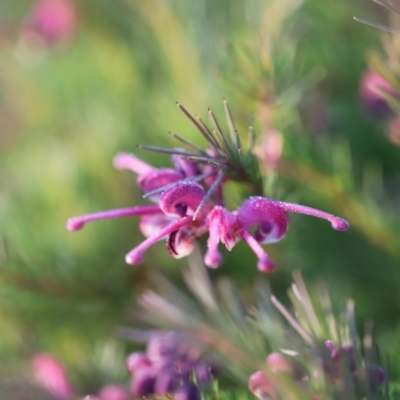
1, 0, 400, 394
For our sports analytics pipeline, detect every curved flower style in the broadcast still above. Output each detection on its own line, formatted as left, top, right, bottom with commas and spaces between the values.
67, 104, 349, 272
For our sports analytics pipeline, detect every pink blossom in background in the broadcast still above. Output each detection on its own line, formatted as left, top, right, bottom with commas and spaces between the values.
32, 353, 74, 399
255, 128, 283, 173
126, 332, 218, 398
24, 0, 76, 46
248, 370, 276, 400
359, 69, 398, 118
248, 352, 306, 399
97, 385, 130, 400
32, 353, 134, 400
248, 346, 385, 399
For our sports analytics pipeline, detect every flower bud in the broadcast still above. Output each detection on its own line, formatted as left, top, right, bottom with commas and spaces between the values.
32, 353, 74, 399
25, 0, 76, 46
333, 343, 356, 372
126, 352, 152, 375
248, 370, 275, 400
154, 369, 177, 395
98, 385, 129, 400
325, 340, 336, 356
255, 129, 283, 173
352, 365, 386, 397
130, 368, 155, 397
266, 352, 304, 379
359, 69, 397, 118
146, 332, 179, 361
194, 363, 213, 385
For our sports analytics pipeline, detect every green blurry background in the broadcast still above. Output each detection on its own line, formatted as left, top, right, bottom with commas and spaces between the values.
1, 0, 400, 391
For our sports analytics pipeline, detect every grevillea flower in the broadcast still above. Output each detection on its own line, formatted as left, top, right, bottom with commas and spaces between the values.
67, 103, 349, 272
127, 331, 217, 399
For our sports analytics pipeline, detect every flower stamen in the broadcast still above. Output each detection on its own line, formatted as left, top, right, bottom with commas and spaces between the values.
193, 171, 224, 221
239, 230, 275, 272
125, 216, 193, 264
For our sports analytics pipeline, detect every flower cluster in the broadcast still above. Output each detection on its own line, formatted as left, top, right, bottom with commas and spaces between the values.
249, 342, 386, 400
67, 103, 349, 272
32, 332, 215, 400
32, 353, 130, 400
127, 332, 217, 400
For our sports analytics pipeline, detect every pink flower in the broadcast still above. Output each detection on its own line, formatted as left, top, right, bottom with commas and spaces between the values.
127, 332, 217, 398
67, 150, 349, 272
32, 353, 74, 399
97, 385, 130, 400
359, 69, 398, 117
32, 353, 134, 400
255, 129, 283, 173
24, 0, 76, 46
248, 370, 276, 400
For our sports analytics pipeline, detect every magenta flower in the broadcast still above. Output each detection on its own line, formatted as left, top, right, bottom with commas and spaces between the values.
23, 0, 76, 46
249, 370, 276, 400
67, 151, 348, 272
32, 353, 74, 400
127, 332, 217, 398
67, 103, 349, 272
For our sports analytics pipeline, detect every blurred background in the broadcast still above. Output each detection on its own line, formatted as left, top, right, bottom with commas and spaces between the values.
1, 0, 400, 395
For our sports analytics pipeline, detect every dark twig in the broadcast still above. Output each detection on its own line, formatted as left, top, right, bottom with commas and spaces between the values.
167, 131, 209, 156
176, 102, 221, 150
